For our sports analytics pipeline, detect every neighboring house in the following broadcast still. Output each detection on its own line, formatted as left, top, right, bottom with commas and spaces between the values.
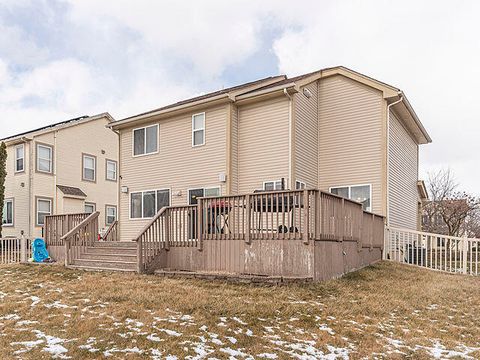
108, 66, 431, 241
1, 113, 119, 238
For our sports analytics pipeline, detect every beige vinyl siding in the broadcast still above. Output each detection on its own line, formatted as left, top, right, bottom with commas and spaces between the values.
295, 82, 319, 188
119, 105, 227, 241
230, 104, 239, 194
388, 110, 419, 229
318, 75, 384, 215
237, 96, 290, 193
2, 142, 31, 237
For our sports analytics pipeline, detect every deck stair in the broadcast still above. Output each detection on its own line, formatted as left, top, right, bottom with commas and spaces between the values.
69, 242, 137, 272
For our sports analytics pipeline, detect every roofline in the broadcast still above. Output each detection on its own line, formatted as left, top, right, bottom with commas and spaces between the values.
1, 112, 114, 144
399, 93, 432, 143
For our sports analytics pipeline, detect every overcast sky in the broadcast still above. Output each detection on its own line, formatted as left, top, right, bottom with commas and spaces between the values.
1, 0, 479, 194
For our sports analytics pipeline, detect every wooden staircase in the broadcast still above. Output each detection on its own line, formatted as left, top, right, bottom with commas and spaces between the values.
69, 242, 138, 272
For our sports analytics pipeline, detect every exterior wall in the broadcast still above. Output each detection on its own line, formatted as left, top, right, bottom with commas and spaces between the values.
2, 142, 31, 237
388, 110, 419, 229
118, 104, 228, 241
2, 116, 118, 238
237, 96, 290, 193
318, 75, 384, 215
230, 104, 239, 194
295, 82, 319, 188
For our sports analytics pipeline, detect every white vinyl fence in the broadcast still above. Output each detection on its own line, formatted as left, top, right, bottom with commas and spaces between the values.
385, 227, 480, 275
0, 237, 32, 264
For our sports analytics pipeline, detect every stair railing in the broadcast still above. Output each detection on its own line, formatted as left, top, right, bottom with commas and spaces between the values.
62, 211, 99, 266
103, 220, 119, 242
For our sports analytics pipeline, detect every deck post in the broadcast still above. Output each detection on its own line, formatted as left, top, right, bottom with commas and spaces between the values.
245, 194, 251, 244
303, 190, 309, 245
20, 234, 27, 263
197, 198, 203, 251
462, 235, 468, 274
137, 238, 143, 273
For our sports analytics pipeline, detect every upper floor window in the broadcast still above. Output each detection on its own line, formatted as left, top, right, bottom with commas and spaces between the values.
2, 198, 13, 226
133, 124, 158, 156
36, 143, 53, 174
263, 180, 283, 191
85, 202, 96, 214
192, 113, 205, 147
106, 159, 117, 181
130, 189, 171, 219
82, 154, 96, 182
106, 205, 117, 225
295, 180, 306, 190
330, 184, 371, 211
36, 197, 51, 226
15, 144, 24, 172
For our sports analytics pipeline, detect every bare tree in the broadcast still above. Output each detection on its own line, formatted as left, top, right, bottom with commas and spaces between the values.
423, 169, 479, 237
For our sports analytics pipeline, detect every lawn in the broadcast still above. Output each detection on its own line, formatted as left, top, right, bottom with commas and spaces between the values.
0, 262, 479, 359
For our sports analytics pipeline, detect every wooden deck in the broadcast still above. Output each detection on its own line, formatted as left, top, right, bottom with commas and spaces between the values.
44, 189, 385, 281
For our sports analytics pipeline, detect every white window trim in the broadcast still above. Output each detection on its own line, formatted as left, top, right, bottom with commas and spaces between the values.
106, 159, 117, 181
263, 180, 284, 191
329, 184, 372, 211
192, 112, 206, 147
14, 144, 24, 173
295, 180, 306, 190
36, 198, 52, 226
106, 205, 117, 225
132, 124, 159, 157
37, 144, 53, 174
2, 198, 14, 226
129, 188, 171, 220
82, 154, 96, 182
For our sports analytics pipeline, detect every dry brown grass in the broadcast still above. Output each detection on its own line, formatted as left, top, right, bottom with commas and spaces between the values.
0, 261, 479, 359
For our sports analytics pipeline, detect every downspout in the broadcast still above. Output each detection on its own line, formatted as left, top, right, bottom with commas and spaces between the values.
53, 131, 58, 213
386, 93, 403, 226
284, 88, 293, 190
28, 139, 33, 237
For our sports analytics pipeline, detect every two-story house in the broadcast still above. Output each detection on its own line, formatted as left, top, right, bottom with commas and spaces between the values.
1, 113, 119, 238
107, 66, 431, 242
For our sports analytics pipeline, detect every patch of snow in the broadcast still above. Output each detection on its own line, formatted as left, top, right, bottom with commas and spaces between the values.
258, 353, 278, 359
159, 328, 182, 337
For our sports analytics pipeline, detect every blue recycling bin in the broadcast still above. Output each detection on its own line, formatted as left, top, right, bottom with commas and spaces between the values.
32, 238, 50, 263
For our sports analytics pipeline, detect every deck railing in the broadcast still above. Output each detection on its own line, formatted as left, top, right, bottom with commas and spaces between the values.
385, 226, 480, 275
135, 189, 385, 273
62, 211, 99, 266
44, 213, 90, 246
103, 220, 119, 242
0, 237, 32, 264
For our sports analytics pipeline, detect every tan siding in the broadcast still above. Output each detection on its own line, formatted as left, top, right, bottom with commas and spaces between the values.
295, 82, 318, 188
318, 75, 384, 215
237, 96, 290, 193
389, 110, 418, 229
231, 104, 239, 194
119, 105, 227, 241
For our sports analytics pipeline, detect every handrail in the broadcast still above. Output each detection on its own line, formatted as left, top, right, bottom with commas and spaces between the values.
61, 211, 100, 242
134, 207, 169, 242
103, 220, 118, 241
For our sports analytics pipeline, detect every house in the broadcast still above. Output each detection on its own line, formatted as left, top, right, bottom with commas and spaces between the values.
1, 113, 119, 238
107, 66, 431, 242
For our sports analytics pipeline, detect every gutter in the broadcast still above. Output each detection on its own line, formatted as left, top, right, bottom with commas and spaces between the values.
386, 94, 404, 226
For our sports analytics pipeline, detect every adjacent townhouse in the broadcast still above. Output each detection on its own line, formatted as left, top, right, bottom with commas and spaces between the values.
1, 113, 119, 238
107, 66, 431, 242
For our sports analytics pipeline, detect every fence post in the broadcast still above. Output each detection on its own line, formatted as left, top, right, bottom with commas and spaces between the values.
303, 190, 309, 245
245, 194, 251, 244
137, 238, 143, 273
462, 235, 468, 274
20, 234, 27, 263
197, 198, 203, 251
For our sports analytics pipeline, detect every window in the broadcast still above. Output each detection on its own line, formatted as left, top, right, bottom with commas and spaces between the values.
263, 180, 284, 191
192, 113, 205, 146
106, 205, 117, 225
133, 124, 158, 156
36, 198, 51, 226
82, 154, 96, 182
330, 184, 371, 211
130, 189, 171, 219
295, 180, 306, 190
85, 202, 96, 214
106, 159, 117, 181
188, 187, 220, 205
36, 143, 53, 173
2, 199, 13, 226
15, 144, 24, 172
204, 187, 220, 197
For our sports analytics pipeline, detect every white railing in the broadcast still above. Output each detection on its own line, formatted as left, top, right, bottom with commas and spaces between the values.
385, 227, 480, 275
0, 237, 31, 264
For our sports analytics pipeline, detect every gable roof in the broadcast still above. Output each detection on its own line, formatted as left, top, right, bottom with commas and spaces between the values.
108, 66, 431, 144
1, 112, 115, 144
57, 185, 87, 198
